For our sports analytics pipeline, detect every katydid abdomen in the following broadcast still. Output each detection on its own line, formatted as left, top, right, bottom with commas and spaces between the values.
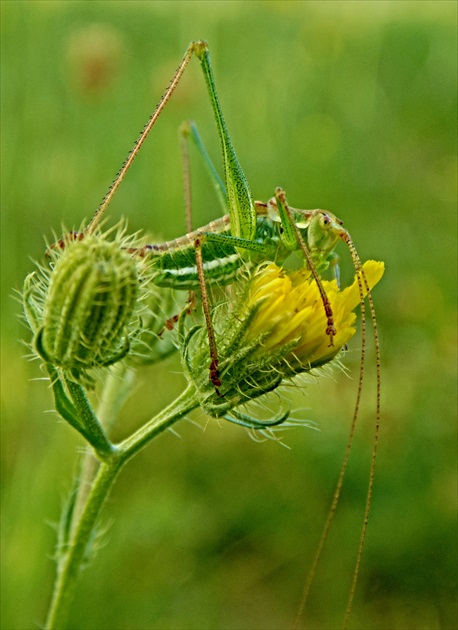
143, 213, 284, 291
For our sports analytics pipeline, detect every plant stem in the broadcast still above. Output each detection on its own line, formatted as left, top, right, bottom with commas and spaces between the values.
71, 365, 136, 528
65, 378, 114, 458
118, 383, 199, 460
45, 460, 122, 630
45, 383, 199, 629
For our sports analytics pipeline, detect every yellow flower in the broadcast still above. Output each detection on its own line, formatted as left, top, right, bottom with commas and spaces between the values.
246, 259, 385, 370
183, 259, 384, 418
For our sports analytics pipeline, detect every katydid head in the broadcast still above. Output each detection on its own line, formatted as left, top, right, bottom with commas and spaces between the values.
266, 196, 347, 260
307, 210, 346, 254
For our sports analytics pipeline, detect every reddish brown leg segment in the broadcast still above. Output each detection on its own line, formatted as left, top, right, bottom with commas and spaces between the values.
194, 237, 222, 396
275, 189, 336, 346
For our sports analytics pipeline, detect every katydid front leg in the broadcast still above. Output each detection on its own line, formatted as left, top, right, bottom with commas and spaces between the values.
273, 187, 337, 346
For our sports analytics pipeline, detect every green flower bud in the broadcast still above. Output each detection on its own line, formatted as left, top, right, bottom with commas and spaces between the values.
27, 232, 141, 383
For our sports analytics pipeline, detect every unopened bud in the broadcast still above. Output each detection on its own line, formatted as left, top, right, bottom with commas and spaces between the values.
33, 235, 139, 382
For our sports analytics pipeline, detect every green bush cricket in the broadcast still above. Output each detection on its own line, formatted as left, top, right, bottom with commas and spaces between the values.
53, 41, 381, 628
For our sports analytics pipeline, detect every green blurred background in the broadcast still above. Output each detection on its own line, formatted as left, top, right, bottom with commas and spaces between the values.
1, 1, 456, 629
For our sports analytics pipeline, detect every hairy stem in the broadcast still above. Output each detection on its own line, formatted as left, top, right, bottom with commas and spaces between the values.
71, 366, 136, 529
45, 461, 122, 629
64, 378, 114, 458
45, 383, 199, 629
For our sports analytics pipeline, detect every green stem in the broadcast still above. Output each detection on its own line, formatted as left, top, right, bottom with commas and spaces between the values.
65, 378, 114, 458
119, 383, 199, 460
45, 383, 199, 630
70, 366, 135, 530
45, 461, 121, 630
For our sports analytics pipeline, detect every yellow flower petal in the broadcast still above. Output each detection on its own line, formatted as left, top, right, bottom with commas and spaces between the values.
244, 259, 384, 370
340, 260, 385, 311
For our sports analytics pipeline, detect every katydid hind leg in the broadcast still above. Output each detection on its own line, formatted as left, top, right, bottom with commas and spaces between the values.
180, 120, 227, 213
194, 42, 257, 242
179, 118, 198, 318
86, 42, 200, 234
180, 119, 194, 235
56, 39, 257, 265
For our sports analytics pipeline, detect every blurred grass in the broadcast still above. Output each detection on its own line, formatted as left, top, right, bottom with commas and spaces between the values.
1, 1, 456, 629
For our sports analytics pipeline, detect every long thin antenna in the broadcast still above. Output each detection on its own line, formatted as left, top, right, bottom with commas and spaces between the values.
292, 238, 367, 629
342, 237, 382, 629
86, 42, 198, 234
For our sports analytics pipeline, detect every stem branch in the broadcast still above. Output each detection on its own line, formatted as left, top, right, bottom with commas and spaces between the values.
45, 383, 199, 629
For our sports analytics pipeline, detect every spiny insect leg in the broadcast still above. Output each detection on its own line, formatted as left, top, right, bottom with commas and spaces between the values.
194, 236, 222, 396
86, 41, 201, 235
274, 187, 336, 346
